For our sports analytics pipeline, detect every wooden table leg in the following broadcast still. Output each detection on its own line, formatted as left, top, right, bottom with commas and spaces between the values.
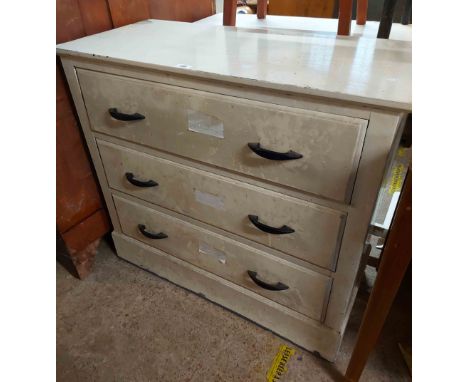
223, 0, 237, 26
377, 0, 398, 38
356, 0, 368, 25
257, 0, 267, 19
345, 169, 412, 381
401, 0, 412, 25
337, 0, 353, 36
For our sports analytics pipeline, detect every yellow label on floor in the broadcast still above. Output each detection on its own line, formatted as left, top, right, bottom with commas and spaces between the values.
267, 345, 296, 382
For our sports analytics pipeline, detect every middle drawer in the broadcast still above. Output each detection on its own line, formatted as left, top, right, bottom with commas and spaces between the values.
98, 140, 346, 270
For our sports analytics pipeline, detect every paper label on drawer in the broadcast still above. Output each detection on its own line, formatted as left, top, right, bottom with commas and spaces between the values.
195, 190, 225, 210
187, 109, 224, 138
199, 241, 227, 264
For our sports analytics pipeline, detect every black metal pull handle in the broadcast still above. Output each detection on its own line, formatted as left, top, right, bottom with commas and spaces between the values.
247, 270, 289, 291
247, 142, 303, 161
109, 108, 145, 121
138, 224, 168, 240
125, 172, 158, 188
248, 215, 294, 235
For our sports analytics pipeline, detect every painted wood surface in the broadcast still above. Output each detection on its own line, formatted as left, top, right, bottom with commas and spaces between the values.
196, 13, 412, 41
98, 140, 346, 271
78, 69, 368, 202
113, 232, 342, 360
114, 195, 332, 320
57, 19, 412, 111
324, 111, 403, 330
58, 22, 407, 356
61, 57, 366, 241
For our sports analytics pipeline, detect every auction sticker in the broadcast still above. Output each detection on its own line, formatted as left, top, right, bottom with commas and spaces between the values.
267, 345, 296, 382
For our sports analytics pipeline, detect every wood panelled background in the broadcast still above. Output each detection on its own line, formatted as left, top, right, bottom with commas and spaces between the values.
268, 0, 336, 18
106, 0, 215, 27
56, 0, 214, 278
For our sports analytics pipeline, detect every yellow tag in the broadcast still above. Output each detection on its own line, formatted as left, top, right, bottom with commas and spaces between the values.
389, 164, 405, 194
267, 345, 296, 382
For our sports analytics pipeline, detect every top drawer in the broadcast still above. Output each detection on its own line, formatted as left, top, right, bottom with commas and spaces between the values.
78, 69, 368, 202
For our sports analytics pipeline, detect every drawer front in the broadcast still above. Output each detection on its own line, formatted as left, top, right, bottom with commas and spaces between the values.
113, 232, 342, 361
98, 140, 346, 270
79, 69, 367, 202
114, 195, 331, 320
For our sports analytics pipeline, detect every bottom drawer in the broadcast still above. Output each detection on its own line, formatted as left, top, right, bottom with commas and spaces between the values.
114, 195, 331, 321
112, 231, 341, 361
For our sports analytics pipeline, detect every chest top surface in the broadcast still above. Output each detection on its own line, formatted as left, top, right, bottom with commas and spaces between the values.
57, 19, 412, 111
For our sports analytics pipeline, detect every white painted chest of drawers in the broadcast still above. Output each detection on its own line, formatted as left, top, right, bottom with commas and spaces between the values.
57, 19, 411, 361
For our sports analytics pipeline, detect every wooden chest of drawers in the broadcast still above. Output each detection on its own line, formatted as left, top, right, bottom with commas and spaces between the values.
57, 19, 411, 361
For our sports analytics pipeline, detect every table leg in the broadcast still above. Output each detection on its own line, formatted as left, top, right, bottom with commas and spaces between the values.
377, 0, 398, 38
401, 0, 412, 25
338, 0, 353, 36
257, 0, 267, 19
356, 0, 368, 25
345, 169, 412, 381
223, 0, 237, 26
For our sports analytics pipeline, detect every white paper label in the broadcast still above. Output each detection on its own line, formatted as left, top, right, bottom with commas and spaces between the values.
187, 110, 224, 138
199, 241, 227, 264
195, 190, 225, 210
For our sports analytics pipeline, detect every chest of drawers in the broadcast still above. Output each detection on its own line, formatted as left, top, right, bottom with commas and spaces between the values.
57, 19, 411, 361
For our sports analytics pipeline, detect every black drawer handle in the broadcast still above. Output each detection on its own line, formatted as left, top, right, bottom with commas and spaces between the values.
109, 108, 145, 121
125, 172, 158, 188
248, 215, 294, 235
247, 142, 303, 161
247, 270, 289, 291
138, 224, 168, 240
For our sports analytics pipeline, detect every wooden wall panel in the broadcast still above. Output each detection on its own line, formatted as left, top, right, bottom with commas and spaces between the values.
107, 0, 214, 27
57, 0, 113, 233
107, 0, 151, 27
57, 0, 113, 278
56, 64, 104, 233
78, 0, 114, 33
269, 0, 335, 18
149, 0, 214, 22
56, 0, 86, 43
